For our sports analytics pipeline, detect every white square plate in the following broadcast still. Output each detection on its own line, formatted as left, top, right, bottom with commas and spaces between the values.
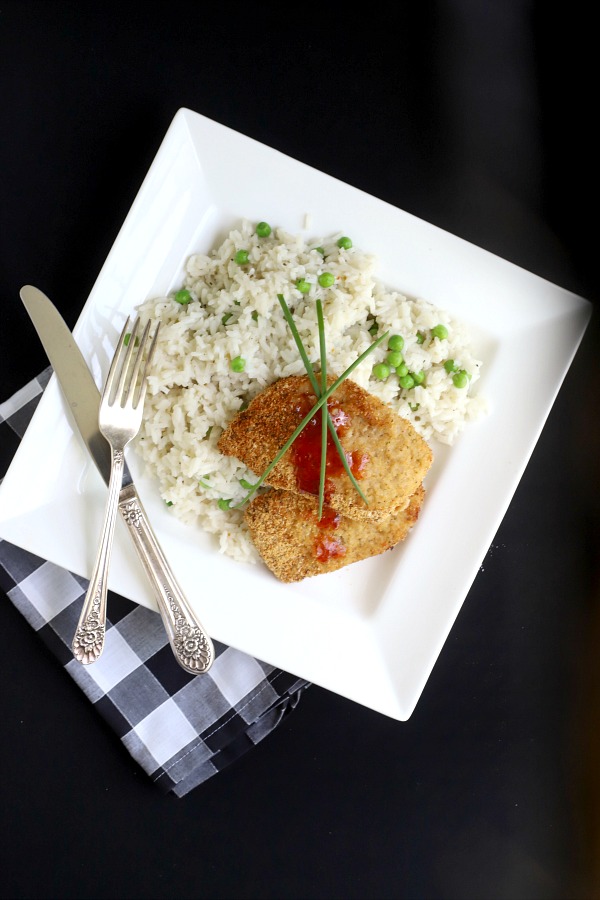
0, 108, 591, 719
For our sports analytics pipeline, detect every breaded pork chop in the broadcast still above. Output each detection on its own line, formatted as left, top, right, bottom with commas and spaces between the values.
217, 374, 432, 521
244, 486, 425, 582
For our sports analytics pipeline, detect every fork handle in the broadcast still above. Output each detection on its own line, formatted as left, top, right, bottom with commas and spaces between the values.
72, 447, 125, 664
117, 482, 214, 674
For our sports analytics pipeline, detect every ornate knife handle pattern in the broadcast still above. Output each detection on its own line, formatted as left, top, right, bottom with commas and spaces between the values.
117, 483, 214, 674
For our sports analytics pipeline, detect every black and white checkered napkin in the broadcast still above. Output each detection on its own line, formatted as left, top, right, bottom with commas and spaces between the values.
0, 369, 310, 797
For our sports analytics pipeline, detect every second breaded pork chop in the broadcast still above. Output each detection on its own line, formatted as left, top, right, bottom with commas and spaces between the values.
244, 486, 425, 582
217, 374, 432, 521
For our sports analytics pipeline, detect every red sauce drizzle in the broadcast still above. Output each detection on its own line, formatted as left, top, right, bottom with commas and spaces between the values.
317, 507, 342, 530
315, 508, 345, 562
290, 393, 368, 562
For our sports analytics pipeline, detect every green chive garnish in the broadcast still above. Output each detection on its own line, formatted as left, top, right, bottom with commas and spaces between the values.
277, 294, 369, 507
316, 298, 328, 520
234, 304, 389, 508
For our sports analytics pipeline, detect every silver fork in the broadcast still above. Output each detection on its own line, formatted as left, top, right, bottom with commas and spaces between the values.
72, 316, 159, 665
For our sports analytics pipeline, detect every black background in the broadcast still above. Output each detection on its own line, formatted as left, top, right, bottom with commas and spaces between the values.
1, 3, 599, 899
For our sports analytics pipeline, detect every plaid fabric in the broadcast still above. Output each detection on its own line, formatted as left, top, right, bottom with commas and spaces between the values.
0, 368, 310, 797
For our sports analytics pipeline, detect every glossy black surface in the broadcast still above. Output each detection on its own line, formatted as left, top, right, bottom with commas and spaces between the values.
1, 3, 598, 898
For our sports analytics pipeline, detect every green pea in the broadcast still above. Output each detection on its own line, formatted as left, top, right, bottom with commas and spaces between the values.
318, 272, 335, 288
234, 249, 249, 265
412, 370, 425, 385
165, 500, 173, 507
416, 331, 426, 344
336, 236, 352, 250
221, 312, 233, 325
444, 359, 457, 373
313, 246, 325, 255
386, 350, 404, 369
217, 498, 231, 511
388, 334, 404, 352
396, 363, 409, 378
251, 310, 259, 321
123, 333, 140, 347
295, 278, 311, 294
372, 363, 391, 381
256, 221, 271, 237
452, 370, 469, 389
230, 356, 246, 372
399, 374, 415, 390
431, 324, 448, 340
174, 288, 192, 305
368, 321, 379, 336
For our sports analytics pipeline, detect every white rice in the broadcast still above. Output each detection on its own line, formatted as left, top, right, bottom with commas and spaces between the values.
134, 220, 488, 563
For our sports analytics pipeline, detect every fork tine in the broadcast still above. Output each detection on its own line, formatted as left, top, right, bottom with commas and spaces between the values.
105, 316, 160, 411
125, 319, 153, 409
104, 316, 133, 406
134, 321, 160, 409
114, 316, 141, 406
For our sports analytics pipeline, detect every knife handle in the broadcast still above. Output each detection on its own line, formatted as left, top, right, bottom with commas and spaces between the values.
117, 482, 214, 674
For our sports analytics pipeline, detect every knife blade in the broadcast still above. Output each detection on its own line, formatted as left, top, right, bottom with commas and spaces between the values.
20, 285, 214, 674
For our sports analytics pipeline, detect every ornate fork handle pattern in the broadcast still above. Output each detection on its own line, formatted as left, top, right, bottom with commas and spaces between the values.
72, 447, 125, 664
118, 483, 214, 674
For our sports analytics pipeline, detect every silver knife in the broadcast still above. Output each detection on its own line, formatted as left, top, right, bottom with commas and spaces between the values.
20, 285, 214, 675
